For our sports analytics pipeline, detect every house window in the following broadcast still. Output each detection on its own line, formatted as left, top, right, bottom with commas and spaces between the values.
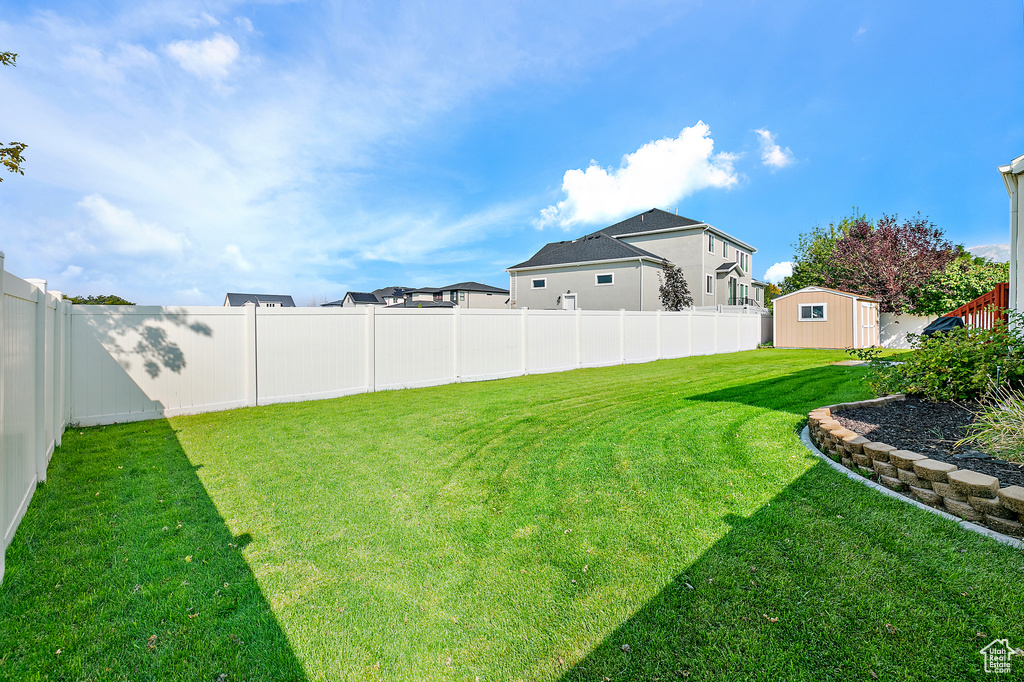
708, 234, 715, 252
531, 278, 547, 289
722, 241, 728, 258
459, 291, 466, 301
263, 302, 278, 307
433, 292, 442, 302
799, 303, 827, 321
450, 291, 457, 302
595, 273, 614, 286
705, 275, 713, 295
756, 288, 761, 301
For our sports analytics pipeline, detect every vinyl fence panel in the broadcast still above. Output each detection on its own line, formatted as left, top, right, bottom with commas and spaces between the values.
256, 307, 369, 404
1, 269, 771, 586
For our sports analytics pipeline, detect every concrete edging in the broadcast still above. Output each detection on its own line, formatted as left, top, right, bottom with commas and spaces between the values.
800, 426, 1024, 550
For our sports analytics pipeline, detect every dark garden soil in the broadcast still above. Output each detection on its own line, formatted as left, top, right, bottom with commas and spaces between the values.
833, 396, 1024, 488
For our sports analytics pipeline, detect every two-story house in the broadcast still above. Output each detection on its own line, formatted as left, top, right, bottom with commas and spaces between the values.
507, 208, 763, 311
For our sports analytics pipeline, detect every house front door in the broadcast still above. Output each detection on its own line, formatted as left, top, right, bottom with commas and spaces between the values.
562, 293, 577, 310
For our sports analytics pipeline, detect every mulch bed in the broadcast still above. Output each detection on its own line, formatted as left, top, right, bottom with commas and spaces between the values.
833, 396, 1024, 489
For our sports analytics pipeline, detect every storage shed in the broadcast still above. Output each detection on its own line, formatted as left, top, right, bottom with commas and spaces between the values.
773, 286, 879, 349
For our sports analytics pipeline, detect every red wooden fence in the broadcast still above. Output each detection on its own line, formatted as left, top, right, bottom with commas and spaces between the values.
944, 282, 1009, 329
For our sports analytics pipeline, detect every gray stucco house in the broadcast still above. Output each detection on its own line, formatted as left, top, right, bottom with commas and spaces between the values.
507, 209, 762, 310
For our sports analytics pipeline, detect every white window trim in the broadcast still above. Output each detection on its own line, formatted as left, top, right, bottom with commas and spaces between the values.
531, 277, 547, 289
708, 234, 715, 253
798, 303, 828, 321
705, 275, 713, 295
595, 272, 615, 286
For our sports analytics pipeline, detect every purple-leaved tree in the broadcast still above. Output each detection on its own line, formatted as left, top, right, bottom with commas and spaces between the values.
823, 214, 961, 314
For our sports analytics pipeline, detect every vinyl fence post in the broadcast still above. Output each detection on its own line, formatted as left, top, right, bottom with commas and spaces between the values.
453, 306, 461, 383
243, 302, 257, 407
688, 308, 693, 357
656, 309, 662, 360
520, 308, 528, 376
575, 308, 582, 369
365, 305, 376, 392
50, 291, 64, 447
26, 278, 48, 483
619, 309, 626, 364
713, 308, 719, 355
0, 252, 6, 583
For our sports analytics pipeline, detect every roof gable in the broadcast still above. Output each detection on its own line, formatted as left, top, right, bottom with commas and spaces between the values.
596, 208, 703, 237
509, 233, 666, 270
224, 293, 296, 307
773, 286, 879, 303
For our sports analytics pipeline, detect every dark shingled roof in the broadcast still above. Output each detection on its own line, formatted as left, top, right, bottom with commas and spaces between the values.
404, 287, 442, 295
509, 233, 664, 270
321, 299, 345, 307
716, 261, 739, 272
372, 286, 413, 298
224, 293, 296, 307
440, 282, 509, 294
346, 292, 383, 304
592, 208, 703, 238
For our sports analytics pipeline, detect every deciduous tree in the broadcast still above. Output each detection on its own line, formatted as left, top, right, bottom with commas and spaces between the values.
658, 262, 693, 310
1, 51, 26, 182
912, 255, 1009, 316
780, 209, 867, 293
63, 294, 135, 305
823, 214, 960, 314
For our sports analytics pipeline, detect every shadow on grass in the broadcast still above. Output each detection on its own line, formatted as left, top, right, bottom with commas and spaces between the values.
557, 462, 1024, 681
685, 364, 869, 416
0, 419, 305, 681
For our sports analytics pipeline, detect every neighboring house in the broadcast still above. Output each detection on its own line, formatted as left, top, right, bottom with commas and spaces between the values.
373, 286, 413, 306
437, 282, 509, 309
386, 299, 457, 308
403, 287, 442, 304
223, 293, 296, 307
321, 286, 413, 307
999, 153, 1024, 313
400, 282, 509, 308
507, 208, 762, 311
773, 286, 879, 349
340, 292, 387, 308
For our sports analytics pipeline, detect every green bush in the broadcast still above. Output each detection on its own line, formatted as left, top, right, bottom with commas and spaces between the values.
864, 321, 1024, 401
958, 384, 1024, 463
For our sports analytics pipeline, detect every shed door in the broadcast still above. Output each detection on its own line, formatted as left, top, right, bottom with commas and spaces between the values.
860, 302, 877, 347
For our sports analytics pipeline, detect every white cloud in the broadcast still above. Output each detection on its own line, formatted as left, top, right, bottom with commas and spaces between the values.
77, 194, 191, 255
223, 244, 254, 271
754, 129, 795, 169
763, 261, 793, 284
235, 17, 255, 33
165, 33, 239, 81
536, 122, 739, 230
61, 264, 84, 278
359, 202, 527, 263
62, 43, 159, 83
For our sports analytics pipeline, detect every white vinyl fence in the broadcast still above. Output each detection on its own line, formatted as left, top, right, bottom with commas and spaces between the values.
1, 253, 770, 583
1, 255, 73, 584
69, 305, 769, 423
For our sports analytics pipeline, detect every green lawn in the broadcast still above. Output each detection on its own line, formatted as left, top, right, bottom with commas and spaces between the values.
2, 349, 1023, 681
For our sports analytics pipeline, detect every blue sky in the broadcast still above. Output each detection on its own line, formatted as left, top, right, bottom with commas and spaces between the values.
1, 1, 1022, 305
